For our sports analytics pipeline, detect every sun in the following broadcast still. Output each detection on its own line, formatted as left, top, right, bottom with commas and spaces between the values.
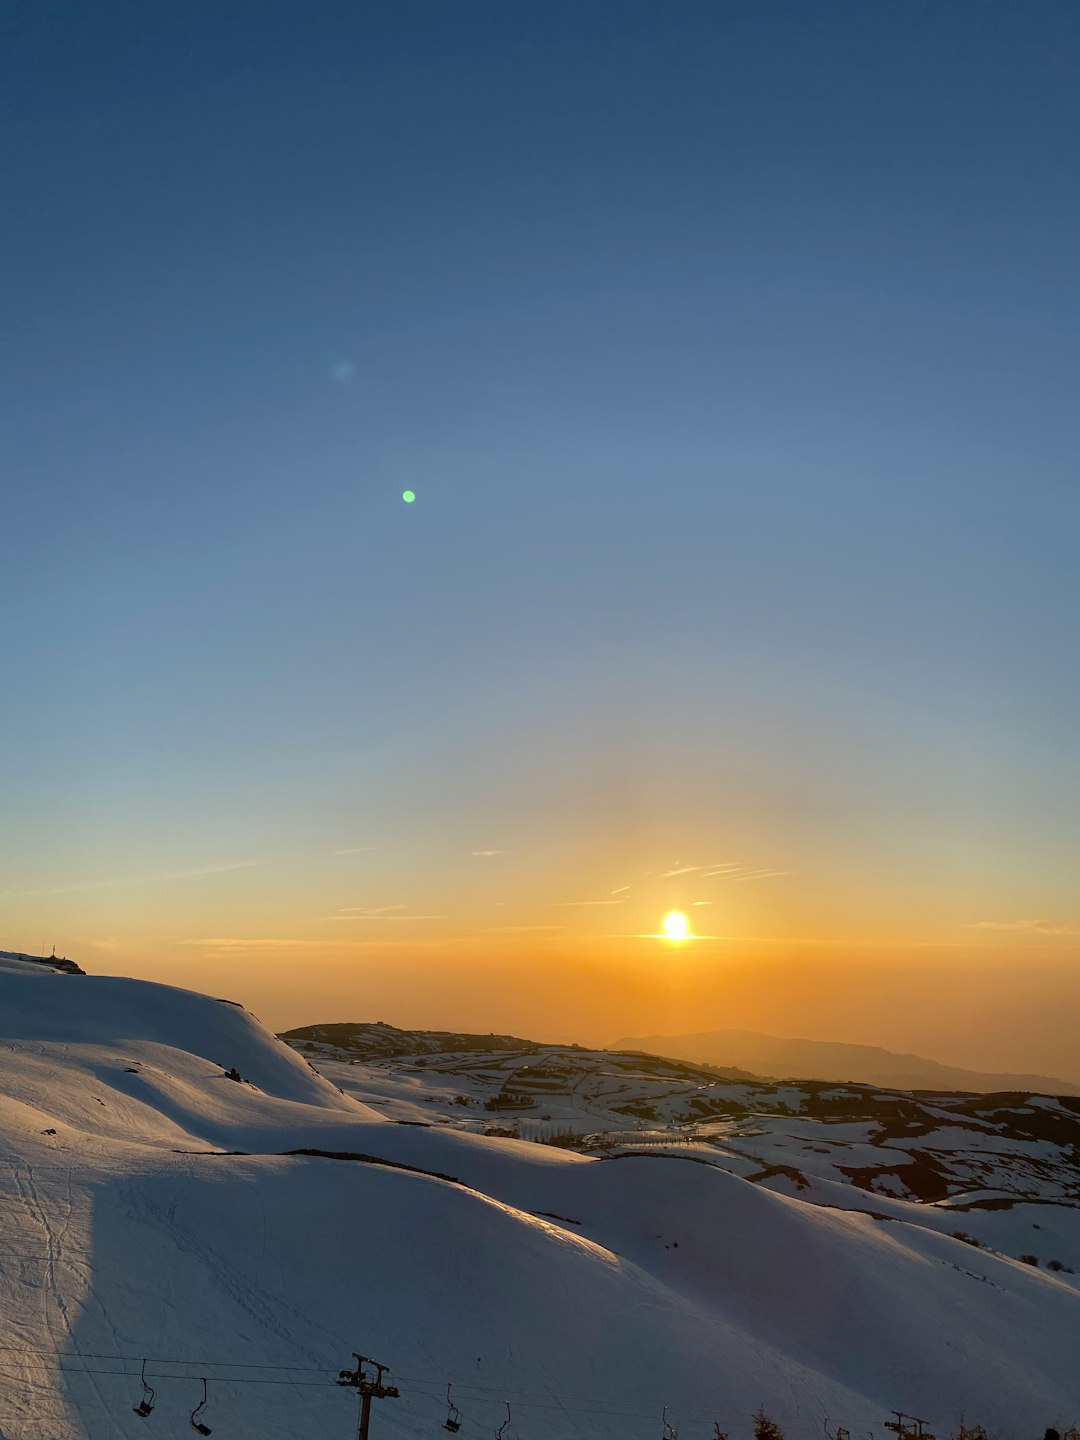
661, 910, 690, 942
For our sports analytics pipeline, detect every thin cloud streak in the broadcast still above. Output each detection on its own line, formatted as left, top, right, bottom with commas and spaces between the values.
634, 931, 725, 941
472, 850, 509, 857
600, 933, 1000, 948
179, 936, 471, 951
1, 860, 261, 899
181, 937, 357, 948
320, 910, 445, 922
334, 846, 380, 856
485, 924, 565, 933
336, 904, 407, 915
966, 919, 1080, 936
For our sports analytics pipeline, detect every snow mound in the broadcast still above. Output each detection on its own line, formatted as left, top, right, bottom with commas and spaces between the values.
0, 959, 373, 1153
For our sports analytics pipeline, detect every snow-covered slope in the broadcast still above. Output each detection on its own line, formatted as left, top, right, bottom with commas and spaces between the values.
287, 1028, 1080, 1233
2, 957, 1079, 1440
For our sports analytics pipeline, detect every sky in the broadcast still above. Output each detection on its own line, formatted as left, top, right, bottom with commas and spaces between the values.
2, 1, 1079, 1077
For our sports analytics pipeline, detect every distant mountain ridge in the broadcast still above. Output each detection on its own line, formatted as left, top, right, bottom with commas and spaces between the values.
611, 1027, 1080, 1097
280, 1020, 761, 1082
280, 1020, 541, 1057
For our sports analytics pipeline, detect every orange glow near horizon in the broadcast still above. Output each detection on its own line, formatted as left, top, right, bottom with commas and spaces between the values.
8, 843, 1080, 1086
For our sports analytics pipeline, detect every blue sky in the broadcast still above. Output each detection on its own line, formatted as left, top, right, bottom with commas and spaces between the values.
2, 2, 1078, 1060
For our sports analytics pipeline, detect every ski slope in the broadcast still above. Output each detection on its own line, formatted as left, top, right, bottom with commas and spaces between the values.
2, 954, 1078, 1440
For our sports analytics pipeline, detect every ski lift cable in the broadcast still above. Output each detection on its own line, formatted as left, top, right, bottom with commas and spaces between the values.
0, 1341, 670, 1401
0, 1353, 930, 1434
0, 1348, 726, 1417
0, 1342, 333, 1371
0, 1361, 763, 1429
0, 1341, 809, 1422
0, 1359, 851, 1431
0, 1365, 338, 1388
0, 1366, 874, 1440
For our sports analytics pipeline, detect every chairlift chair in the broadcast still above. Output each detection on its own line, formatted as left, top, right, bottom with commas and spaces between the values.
190, 1378, 212, 1436
443, 1383, 462, 1433
495, 1401, 512, 1440
132, 1359, 155, 1417
661, 1405, 678, 1440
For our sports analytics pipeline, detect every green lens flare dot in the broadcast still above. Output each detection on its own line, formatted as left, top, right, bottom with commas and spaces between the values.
402, 490, 416, 504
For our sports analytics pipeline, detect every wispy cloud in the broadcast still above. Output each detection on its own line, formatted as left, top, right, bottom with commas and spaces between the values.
611, 885, 631, 896
557, 899, 624, 907
472, 849, 509, 858
322, 906, 444, 922
323, 915, 445, 922
729, 870, 792, 882
633, 927, 724, 941
965, 919, 1080, 936
659, 858, 777, 881
1, 860, 261, 900
180, 936, 464, 952
594, 931, 999, 948
336, 904, 407, 915
690, 900, 712, 907
334, 846, 380, 856
486, 924, 565, 933
181, 937, 351, 948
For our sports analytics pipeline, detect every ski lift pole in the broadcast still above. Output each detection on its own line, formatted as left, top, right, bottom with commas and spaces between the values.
337, 1353, 399, 1440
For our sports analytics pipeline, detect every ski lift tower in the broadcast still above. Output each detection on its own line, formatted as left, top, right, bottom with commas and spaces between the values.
885, 1414, 936, 1440
338, 1354, 399, 1440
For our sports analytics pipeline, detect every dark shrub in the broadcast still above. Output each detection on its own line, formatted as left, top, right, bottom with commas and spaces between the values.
752, 1410, 784, 1440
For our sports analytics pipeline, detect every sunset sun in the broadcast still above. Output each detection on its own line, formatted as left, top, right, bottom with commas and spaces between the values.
661, 910, 690, 942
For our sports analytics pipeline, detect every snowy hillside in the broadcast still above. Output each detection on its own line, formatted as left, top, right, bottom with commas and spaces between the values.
3, 956, 1079, 1440
285, 1025, 1080, 1251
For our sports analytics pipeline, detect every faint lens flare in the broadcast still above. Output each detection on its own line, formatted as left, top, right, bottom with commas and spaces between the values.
402, 490, 416, 504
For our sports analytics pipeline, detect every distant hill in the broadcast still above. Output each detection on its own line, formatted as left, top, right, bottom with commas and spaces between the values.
611, 1027, 1080, 1097
280, 1020, 548, 1058
280, 1020, 760, 1082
